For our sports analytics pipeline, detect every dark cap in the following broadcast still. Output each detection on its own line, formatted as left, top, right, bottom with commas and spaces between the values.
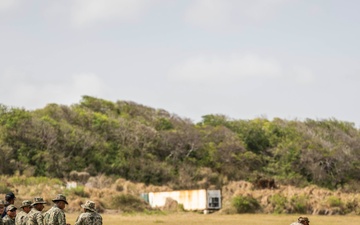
5, 192, 16, 201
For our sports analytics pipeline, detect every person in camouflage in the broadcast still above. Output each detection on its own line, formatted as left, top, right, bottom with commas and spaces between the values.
298, 217, 310, 225
26, 197, 46, 225
74, 201, 102, 225
290, 217, 310, 225
0, 200, 5, 225
2, 193, 16, 218
3, 205, 17, 225
15, 200, 32, 225
43, 195, 69, 225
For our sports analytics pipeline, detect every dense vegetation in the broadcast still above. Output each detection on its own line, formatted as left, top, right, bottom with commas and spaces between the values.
1, 96, 359, 191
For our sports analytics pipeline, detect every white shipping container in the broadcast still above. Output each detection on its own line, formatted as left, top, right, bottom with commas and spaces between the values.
147, 189, 221, 211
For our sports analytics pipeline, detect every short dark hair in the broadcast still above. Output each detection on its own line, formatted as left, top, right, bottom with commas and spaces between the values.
5, 192, 16, 201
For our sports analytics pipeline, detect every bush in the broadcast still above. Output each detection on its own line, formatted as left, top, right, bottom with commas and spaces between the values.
64, 186, 89, 197
270, 193, 288, 214
112, 194, 151, 212
232, 195, 260, 213
327, 196, 342, 207
290, 195, 309, 214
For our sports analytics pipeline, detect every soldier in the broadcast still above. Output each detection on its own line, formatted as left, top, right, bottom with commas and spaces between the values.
15, 200, 32, 225
74, 201, 102, 225
2, 193, 16, 218
298, 217, 310, 225
43, 195, 69, 225
3, 205, 16, 225
27, 198, 46, 225
0, 200, 5, 225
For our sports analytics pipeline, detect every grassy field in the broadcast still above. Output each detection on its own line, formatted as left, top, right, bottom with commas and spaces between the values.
66, 213, 358, 225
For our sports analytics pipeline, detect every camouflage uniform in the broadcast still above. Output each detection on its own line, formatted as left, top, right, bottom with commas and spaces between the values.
0, 200, 5, 225
74, 212, 102, 225
26, 208, 44, 225
15, 200, 32, 225
74, 201, 102, 225
3, 205, 16, 225
43, 195, 68, 225
43, 206, 66, 225
298, 217, 310, 225
15, 211, 28, 225
2, 215, 15, 225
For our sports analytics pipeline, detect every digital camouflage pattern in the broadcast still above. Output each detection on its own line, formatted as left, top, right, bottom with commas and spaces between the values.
43, 206, 66, 225
74, 212, 102, 225
15, 211, 28, 225
26, 208, 44, 225
2, 215, 15, 225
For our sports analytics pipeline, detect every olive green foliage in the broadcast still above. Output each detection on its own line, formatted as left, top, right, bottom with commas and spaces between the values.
112, 193, 151, 212
327, 196, 342, 207
289, 194, 309, 214
0, 97, 360, 190
270, 193, 288, 214
232, 195, 261, 213
64, 185, 89, 198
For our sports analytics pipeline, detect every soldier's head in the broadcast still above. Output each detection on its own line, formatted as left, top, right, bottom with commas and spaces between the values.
6, 204, 17, 219
32, 197, 46, 211
81, 200, 96, 213
5, 192, 16, 205
20, 200, 32, 213
0, 200, 5, 214
298, 217, 310, 225
52, 194, 68, 210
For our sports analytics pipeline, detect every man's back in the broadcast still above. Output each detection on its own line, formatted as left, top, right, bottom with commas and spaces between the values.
27, 208, 43, 225
43, 206, 65, 225
75, 212, 102, 225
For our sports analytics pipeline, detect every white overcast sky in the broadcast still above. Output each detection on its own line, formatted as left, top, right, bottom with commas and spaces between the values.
1, 0, 360, 126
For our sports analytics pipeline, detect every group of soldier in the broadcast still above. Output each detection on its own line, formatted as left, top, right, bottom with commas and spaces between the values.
0, 192, 102, 225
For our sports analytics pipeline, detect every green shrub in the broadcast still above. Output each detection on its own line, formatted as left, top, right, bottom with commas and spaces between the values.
112, 194, 151, 212
232, 195, 260, 213
290, 195, 308, 214
327, 196, 342, 207
64, 186, 89, 197
270, 193, 288, 214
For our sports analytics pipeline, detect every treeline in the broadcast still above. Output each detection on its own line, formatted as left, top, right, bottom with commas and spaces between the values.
0, 96, 359, 191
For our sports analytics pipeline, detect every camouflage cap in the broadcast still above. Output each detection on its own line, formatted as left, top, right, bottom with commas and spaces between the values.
6, 204, 17, 211
31, 197, 46, 206
298, 217, 310, 223
52, 194, 68, 204
20, 200, 32, 208
81, 200, 96, 212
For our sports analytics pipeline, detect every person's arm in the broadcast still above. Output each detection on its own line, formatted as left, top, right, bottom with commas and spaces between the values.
73, 214, 82, 225
35, 213, 44, 225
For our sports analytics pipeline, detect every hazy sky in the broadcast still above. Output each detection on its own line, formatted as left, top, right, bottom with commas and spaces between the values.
1, 0, 360, 126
